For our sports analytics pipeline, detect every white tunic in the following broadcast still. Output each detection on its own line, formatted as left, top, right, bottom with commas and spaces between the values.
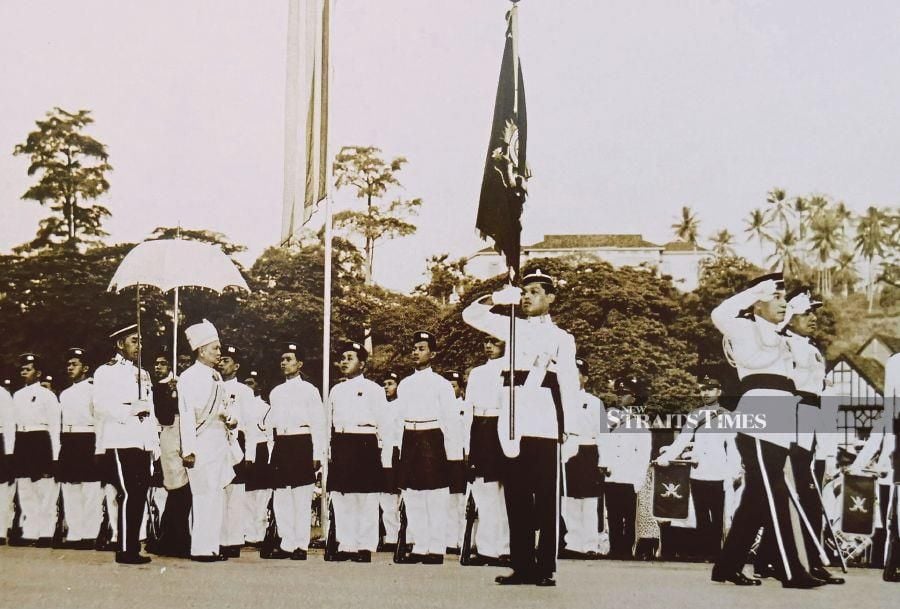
59, 379, 95, 430
395, 367, 462, 460
0, 387, 13, 455
328, 374, 392, 465
657, 405, 741, 481
12, 382, 62, 459
268, 376, 326, 462
600, 414, 652, 491
93, 354, 157, 452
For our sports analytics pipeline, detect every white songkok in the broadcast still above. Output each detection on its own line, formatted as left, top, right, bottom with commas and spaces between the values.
185, 319, 219, 351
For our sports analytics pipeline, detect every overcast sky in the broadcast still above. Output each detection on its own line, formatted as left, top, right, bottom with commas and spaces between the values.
2, 0, 899, 292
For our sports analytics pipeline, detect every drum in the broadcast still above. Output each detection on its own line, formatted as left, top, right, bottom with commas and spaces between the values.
652, 462, 691, 520
841, 473, 877, 535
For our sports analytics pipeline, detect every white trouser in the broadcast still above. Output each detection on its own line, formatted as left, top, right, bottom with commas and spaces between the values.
61, 482, 103, 541
562, 497, 599, 553
221, 483, 246, 547
190, 487, 225, 556
471, 478, 509, 557
245, 489, 271, 543
446, 492, 467, 549
403, 488, 449, 556
331, 492, 379, 552
17, 478, 59, 540
273, 485, 313, 552
379, 493, 401, 544
103, 484, 119, 542
0, 482, 15, 538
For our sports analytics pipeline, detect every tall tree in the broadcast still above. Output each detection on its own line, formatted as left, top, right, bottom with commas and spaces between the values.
415, 253, 472, 305
12, 108, 113, 252
832, 250, 859, 298
333, 146, 422, 284
743, 208, 771, 263
767, 229, 802, 275
808, 207, 844, 297
709, 229, 736, 258
764, 188, 793, 234
671, 206, 701, 247
854, 206, 888, 312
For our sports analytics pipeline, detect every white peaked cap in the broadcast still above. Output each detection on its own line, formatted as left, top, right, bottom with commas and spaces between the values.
185, 319, 220, 351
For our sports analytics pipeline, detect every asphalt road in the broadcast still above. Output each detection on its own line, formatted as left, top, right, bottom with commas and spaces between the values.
0, 546, 894, 609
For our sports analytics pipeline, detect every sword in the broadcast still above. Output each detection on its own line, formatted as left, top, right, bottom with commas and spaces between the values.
810, 466, 848, 573
785, 480, 830, 566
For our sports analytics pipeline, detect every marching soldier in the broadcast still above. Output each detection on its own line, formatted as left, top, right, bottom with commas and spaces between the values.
219, 344, 254, 558
326, 341, 391, 562
92, 325, 158, 564
601, 377, 652, 560
445, 370, 468, 554
242, 369, 274, 547
462, 269, 580, 587
656, 374, 741, 562
58, 348, 103, 549
710, 273, 824, 588
463, 336, 509, 565
560, 357, 607, 558
146, 350, 191, 558
264, 341, 325, 560
10, 353, 61, 547
395, 331, 462, 564
379, 371, 402, 550
0, 379, 13, 543
178, 320, 239, 562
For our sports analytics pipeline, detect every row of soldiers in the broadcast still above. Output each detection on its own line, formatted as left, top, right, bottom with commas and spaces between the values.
1, 269, 897, 587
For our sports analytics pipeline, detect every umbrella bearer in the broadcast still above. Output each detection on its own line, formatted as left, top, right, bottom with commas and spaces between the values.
58, 348, 104, 549
218, 344, 255, 558
395, 331, 462, 564
10, 353, 61, 547
264, 341, 326, 560
560, 357, 607, 558
326, 341, 391, 562
92, 325, 158, 564
178, 320, 241, 562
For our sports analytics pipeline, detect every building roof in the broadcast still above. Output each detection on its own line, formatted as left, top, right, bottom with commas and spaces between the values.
663, 240, 710, 252
858, 334, 900, 356
830, 353, 886, 395
526, 234, 661, 250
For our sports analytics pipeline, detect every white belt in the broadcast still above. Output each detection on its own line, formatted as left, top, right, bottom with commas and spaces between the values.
334, 424, 377, 435
404, 419, 440, 431
474, 410, 500, 417
62, 425, 94, 433
276, 426, 311, 436
17, 425, 48, 433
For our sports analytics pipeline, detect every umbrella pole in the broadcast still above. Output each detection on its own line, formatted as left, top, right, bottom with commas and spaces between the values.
172, 286, 180, 371
136, 282, 143, 399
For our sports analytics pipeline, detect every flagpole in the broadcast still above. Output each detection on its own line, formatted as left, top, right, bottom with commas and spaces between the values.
507, 0, 520, 442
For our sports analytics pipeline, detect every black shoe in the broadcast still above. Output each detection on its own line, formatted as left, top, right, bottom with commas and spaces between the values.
405, 553, 426, 564
782, 574, 827, 589
95, 540, 117, 552
190, 554, 226, 563
423, 553, 444, 564
809, 567, 844, 585
116, 552, 152, 565
446, 547, 460, 555
753, 563, 779, 579
0, 537, 5, 546
379, 542, 397, 553
533, 577, 556, 587
329, 551, 353, 562
560, 548, 591, 560
712, 570, 762, 586
34, 537, 52, 548
884, 570, 900, 583
8, 537, 34, 547
352, 550, 372, 563
291, 549, 307, 561
71, 539, 95, 550
220, 545, 241, 559
261, 548, 292, 560
468, 553, 501, 567
495, 571, 532, 585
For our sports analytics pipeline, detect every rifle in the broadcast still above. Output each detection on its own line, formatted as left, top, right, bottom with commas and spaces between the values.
393, 498, 408, 563
323, 498, 338, 561
810, 468, 848, 573
144, 489, 160, 548
95, 494, 112, 550
52, 488, 67, 548
459, 490, 477, 565
259, 493, 280, 559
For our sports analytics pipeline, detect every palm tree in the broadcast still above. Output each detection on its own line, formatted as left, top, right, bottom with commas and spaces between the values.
832, 250, 859, 298
854, 206, 888, 312
808, 208, 844, 297
671, 206, 701, 247
743, 208, 771, 264
710, 229, 736, 258
765, 188, 794, 234
767, 229, 802, 275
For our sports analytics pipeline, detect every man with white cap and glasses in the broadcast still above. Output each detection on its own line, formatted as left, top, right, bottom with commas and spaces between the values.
92, 324, 158, 564
178, 319, 239, 562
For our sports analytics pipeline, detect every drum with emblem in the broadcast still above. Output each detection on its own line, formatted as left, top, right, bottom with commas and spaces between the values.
841, 473, 877, 535
652, 462, 692, 520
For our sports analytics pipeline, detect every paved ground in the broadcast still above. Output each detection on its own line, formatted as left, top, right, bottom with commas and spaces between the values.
0, 546, 894, 609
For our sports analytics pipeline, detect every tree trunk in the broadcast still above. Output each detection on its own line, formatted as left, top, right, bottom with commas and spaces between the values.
867, 257, 875, 313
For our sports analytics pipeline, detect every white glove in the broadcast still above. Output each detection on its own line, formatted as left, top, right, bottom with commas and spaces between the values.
130, 400, 152, 417
491, 285, 522, 306
787, 291, 812, 315
752, 279, 781, 302
656, 456, 671, 467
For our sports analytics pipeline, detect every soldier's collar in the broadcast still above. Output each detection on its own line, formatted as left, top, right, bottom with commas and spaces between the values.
526, 313, 553, 325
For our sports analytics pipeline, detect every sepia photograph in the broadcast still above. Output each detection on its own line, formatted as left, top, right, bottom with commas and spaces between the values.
0, 1, 898, 607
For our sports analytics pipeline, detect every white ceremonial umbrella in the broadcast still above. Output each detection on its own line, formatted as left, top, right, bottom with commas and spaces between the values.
108, 238, 250, 368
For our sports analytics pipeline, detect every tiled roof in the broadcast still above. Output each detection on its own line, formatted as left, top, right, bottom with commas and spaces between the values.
835, 353, 886, 395
662, 240, 709, 252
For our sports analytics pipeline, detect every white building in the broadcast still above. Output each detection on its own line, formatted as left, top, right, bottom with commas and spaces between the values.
465, 234, 713, 291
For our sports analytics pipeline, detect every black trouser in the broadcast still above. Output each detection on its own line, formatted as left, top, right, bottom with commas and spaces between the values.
715, 435, 806, 580
597, 473, 606, 533
789, 445, 824, 570
503, 437, 558, 579
108, 448, 151, 556
691, 479, 725, 560
157, 484, 192, 556
604, 482, 636, 559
